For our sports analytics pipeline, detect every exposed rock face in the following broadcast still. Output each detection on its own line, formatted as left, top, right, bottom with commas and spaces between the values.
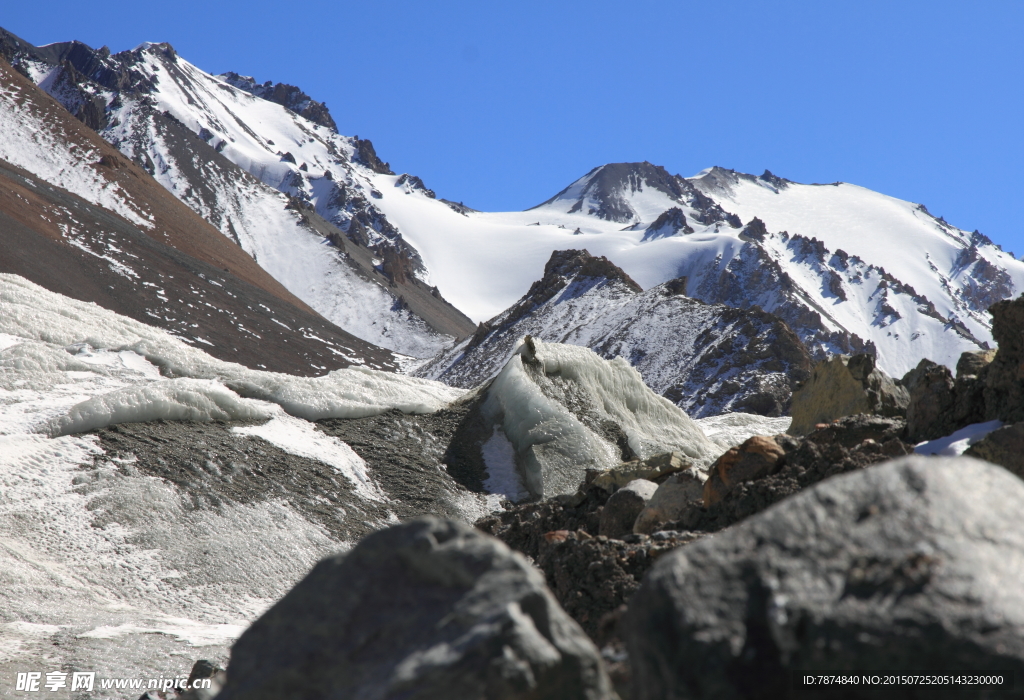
903, 358, 958, 442
674, 415, 912, 533
978, 295, 1024, 423
964, 422, 1024, 478
598, 479, 658, 539
353, 136, 394, 175
901, 295, 1024, 443
219, 71, 338, 131
788, 353, 908, 435
418, 249, 811, 418
218, 518, 616, 700
625, 456, 1024, 700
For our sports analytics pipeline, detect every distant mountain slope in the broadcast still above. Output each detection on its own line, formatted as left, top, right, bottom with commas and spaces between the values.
416, 250, 811, 417
0, 56, 396, 373
0, 29, 474, 358
4, 25, 1020, 376
367, 162, 1024, 376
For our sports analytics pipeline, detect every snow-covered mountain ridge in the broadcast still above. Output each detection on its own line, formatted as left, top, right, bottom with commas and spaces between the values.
0, 29, 474, 359
417, 249, 812, 417
0, 55, 399, 375
3, 26, 1021, 378
373, 161, 1024, 376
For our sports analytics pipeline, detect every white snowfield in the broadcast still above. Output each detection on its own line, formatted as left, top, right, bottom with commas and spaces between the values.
0, 274, 464, 438
368, 166, 1024, 376
21, 40, 1019, 376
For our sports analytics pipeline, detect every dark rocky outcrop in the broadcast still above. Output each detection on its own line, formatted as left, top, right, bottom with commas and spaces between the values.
900, 295, 1024, 443
220, 71, 338, 131
352, 136, 394, 175
217, 517, 616, 700
977, 296, 1024, 423
625, 455, 1024, 700
903, 358, 959, 442
675, 415, 911, 533
788, 354, 908, 435
964, 422, 1024, 478
640, 207, 692, 241
418, 249, 811, 418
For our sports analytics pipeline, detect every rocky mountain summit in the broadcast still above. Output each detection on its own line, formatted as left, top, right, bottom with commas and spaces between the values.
417, 249, 811, 417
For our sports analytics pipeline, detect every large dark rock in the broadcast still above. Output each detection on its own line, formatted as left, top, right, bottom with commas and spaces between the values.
904, 349, 998, 444
217, 517, 615, 700
981, 296, 1024, 423
903, 358, 958, 442
625, 455, 1024, 700
905, 296, 1024, 444
964, 422, 1024, 478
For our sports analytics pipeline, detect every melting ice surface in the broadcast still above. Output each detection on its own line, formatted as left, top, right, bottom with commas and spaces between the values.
0, 274, 793, 679
0, 274, 466, 679
480, 339, 791, 499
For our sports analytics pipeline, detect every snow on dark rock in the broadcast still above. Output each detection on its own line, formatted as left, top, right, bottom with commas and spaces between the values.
219, 71, 338, 131
640, 206, 693, 241
417, 249, 811, 418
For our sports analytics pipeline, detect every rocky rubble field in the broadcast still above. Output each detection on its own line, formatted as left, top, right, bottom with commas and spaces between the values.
190, 296, 1024, 699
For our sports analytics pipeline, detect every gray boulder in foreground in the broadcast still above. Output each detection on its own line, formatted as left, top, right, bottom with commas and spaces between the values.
624, 455, 1024, 699
217, 517, 616, 700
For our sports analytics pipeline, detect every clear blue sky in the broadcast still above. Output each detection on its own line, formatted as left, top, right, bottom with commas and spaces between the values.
5, 1, 1022, 253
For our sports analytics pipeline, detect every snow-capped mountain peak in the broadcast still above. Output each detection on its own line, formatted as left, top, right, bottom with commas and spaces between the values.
6, 23, 1023, 382
2, 29, 475, 358
531, 161, 741, 230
